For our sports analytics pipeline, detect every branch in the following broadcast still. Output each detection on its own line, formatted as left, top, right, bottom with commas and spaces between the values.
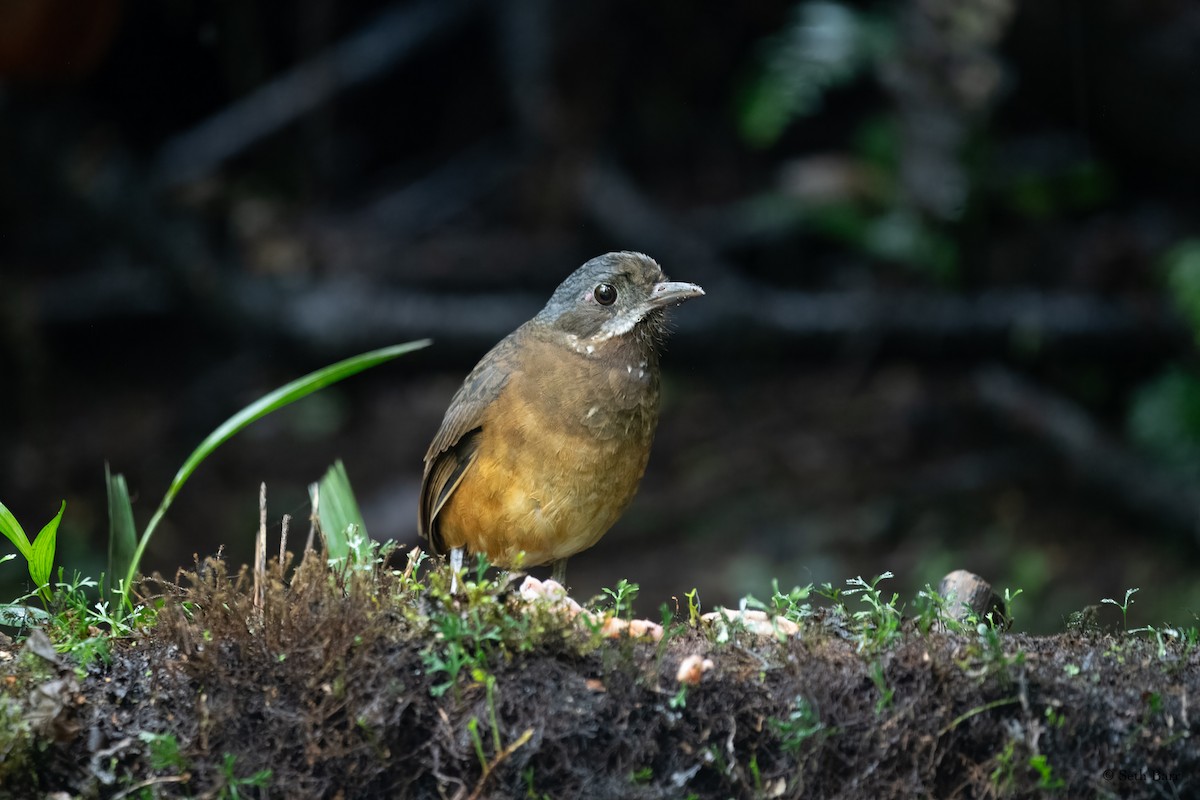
974, 366, 1200, 539
153, 0, 479, 189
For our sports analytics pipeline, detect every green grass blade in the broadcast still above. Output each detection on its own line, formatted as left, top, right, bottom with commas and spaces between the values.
119, 339, 431, 608
0, 498, 33, 560
317, 460, 368, 563
105, 465, 137, 600
29, 501, 65, 599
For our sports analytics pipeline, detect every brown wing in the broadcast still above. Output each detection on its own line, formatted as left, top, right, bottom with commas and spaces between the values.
418, 330, 521, 553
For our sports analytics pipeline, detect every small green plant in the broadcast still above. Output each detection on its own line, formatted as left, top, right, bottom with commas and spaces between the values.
423, 607, 502, 698
989, 737, 1017, 792
1101, 588, 1139, 630
748, 753, 763, 793
477, 669, 504, 755
1128, 623, 1188, 660
463, 676, 535, 797
216, 753, 272, 800
843, 571, 902, 652
655, 603, 687, 667
138, 731, 187, 772
601, 579, 640, 620
957, 616, 1025, 683
770, 579, 815, 623
420, 557, 546, 698
683, 587, 702, 626
467, 717, 488, 774
669, 684, 688, 709
912, 583, 950, 634
108, 339, 430, 619
869, 660, 894, 714
1044, 705, 1066, 730
814, 580, 843, 605
0, 499, 65, 605
629, 766, 653, 784
771, 696, 826, 751
998, 587, 1023, 629
1028, 754, 1065, 790
521, 766, 551, 800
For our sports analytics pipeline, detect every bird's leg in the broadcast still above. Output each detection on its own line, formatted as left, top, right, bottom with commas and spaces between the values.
450, 547, 464, 594
550, 558, 568, 587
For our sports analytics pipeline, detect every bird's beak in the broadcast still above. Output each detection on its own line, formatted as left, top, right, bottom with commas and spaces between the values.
649, 280, 705, 308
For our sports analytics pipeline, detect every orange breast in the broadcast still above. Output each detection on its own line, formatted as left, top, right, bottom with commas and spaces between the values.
435, 340, 658, 568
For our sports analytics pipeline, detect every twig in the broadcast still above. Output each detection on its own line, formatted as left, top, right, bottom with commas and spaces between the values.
306, 481, 318, 554
402, 546, 422, 583
975, 366, 1200, 538
279, 513, 291, 570
576, 160, 1174, 349
112, 774, 191, 800
36, 261, 1178, 353
153, 0, 479, 188
466, 728, 534, 800
939, 696, 1019, 736
254, 483, 267, 615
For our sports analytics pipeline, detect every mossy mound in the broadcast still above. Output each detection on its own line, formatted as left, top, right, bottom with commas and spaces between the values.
2, 551, 1197, 799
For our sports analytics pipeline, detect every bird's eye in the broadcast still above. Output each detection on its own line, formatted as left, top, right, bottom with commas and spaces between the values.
593, 283, 617, 305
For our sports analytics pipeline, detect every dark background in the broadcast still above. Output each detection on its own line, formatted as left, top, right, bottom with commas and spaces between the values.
3, 0, 1200, 632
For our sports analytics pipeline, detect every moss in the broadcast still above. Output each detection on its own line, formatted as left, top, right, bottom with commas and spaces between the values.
3, 552, 1198, 799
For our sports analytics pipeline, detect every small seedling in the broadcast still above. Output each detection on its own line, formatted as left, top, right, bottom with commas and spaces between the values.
989, 738, 1017, 791
1129, 623, 1185, 660
770, 579, 814, 623
216, 753, 272, 800
467, 717, 488, 773
601, 579, 640, 620
629, 766, 653, 784
1044, 705, 1066, 729
843, 572, 902, 652
869, 660, 894, 714
0, 499, 66, 605
1101, 588, 1139, 630
138, 731, 187, 772
1028, 754, 1065, 790
521, 766, 551, 800
771, 696, 825, 751
748, 753, 762, 793
684, 587, 702, 626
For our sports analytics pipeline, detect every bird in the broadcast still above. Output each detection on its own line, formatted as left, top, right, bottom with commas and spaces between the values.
418, 251, 704, 591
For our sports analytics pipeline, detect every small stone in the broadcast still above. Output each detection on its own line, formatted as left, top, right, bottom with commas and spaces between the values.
676, 654, 714, 686
627, 619, 664, 641
701, 608, 800, 637
937, 570, 1006, 625
518, 576, 583, 618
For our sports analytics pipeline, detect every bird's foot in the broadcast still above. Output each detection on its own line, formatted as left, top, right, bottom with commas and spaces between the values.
449, 547, 463, 594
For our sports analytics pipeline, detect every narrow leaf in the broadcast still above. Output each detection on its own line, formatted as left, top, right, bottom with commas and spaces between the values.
318, 460, 368, 563
105, 464, 138, 600
0, 498, 32, 560
166, 339, 431, 511
29, 500, 66, 596
120, 339, 431, 607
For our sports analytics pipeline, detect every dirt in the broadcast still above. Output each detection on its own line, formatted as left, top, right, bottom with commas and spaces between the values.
2, 551, 1197, 800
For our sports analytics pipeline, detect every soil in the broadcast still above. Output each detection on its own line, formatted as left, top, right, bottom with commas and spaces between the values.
2, 553, 1196, 800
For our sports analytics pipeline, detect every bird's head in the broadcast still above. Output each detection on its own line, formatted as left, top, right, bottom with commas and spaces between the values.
535, 251, 704, 348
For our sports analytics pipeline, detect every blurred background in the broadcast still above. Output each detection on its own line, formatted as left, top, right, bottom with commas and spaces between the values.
2, 0, 1200, 632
